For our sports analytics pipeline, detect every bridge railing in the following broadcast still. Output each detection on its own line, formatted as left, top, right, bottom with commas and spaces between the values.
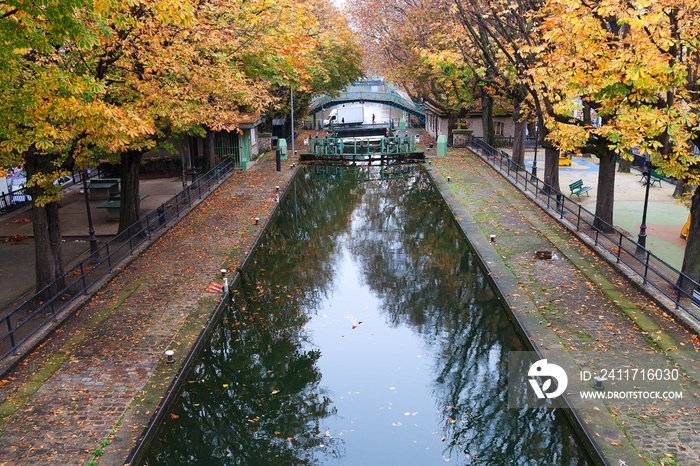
308, 136, 417, 156
309, 91, 425, 118
465, 134, 700, 323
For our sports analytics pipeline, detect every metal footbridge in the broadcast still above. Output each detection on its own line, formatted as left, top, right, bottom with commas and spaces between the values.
309, 86, 426, 122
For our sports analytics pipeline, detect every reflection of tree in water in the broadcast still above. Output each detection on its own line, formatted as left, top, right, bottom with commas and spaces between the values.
142, 169, 365, 466
142, 303, 337, 466
347, 166, 591, 465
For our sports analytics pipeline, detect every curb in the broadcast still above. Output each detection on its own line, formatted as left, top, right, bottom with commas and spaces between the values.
117, 162, 302, 466
426, 161, 635, 466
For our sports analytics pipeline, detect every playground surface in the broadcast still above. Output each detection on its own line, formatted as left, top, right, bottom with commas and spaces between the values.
524, 150, 689, 269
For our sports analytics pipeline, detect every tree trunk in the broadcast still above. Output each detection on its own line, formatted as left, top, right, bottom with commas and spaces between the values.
618, 157, 631, 173
583, 102, 592, 127
188, 136, 199, 182
543, 146, 561, 193
447, 114, 460, 146
512, 100, 526, 168
681, 187, 700, 291
25, 148, 66, 293
673, 178, 686, 199
32, 200, 65, 294
593, 151, 617, 232
481, 88, 495, 147
539, 125, 560, 192
203, 129, 216, 173
118, 149, 142, 233
527, 121, 537, 142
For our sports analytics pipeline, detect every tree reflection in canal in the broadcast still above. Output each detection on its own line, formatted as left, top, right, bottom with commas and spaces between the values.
142, 164, 591, 465
142, 170, 363, 466
346, 170, 588, 463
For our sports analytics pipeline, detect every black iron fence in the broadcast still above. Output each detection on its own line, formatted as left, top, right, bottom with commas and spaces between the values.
0, 168, 104, 215
466, 135, 700, 322
0, 187, 30, 213
472, 135, 540, 149
0, 157, 234, 361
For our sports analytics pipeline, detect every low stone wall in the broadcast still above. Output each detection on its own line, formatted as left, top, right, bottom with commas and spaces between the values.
259, 133, 272, 152
452, 130, 472, 148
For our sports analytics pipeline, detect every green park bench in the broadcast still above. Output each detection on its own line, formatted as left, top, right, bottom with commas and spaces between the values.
569, 179, 592, 200
640, 169, 663, 187
97, 194, 149, 220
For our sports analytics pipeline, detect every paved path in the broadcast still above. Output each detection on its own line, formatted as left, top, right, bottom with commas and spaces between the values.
0, 178, 184, 314
429, 151, 700, 466
0, 152, 298, 465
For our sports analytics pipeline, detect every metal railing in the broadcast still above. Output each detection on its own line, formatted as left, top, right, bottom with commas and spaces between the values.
466, 135, 700, 322
0, 187, 30, 213
0, 157, 234, 361
1, 168, 103, 215
309, 91, 426, 120
471, 136, 540, 149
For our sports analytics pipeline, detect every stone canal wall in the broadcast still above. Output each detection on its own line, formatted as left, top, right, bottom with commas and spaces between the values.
427, 151, 700, 466
0, 151, 301, 466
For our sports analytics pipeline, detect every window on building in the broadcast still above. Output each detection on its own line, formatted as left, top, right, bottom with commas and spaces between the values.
495, 121, 505, 136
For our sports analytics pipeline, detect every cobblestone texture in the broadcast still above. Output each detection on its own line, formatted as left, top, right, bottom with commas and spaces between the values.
0, 153, 298, 465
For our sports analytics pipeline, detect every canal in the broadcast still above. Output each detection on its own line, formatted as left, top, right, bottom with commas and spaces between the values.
141, 164, 593, 465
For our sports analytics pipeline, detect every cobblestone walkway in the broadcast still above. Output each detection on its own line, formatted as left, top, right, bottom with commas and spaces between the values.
0, 153, 298, 465
430, 153, 700, 466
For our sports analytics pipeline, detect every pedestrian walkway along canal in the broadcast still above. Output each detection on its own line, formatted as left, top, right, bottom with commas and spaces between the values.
141, 164, 593, 465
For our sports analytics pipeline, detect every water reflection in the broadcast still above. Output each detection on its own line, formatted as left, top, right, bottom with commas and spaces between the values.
142, 165, 591, 465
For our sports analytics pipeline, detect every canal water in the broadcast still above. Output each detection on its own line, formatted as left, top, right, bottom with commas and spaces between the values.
141, 164, 592, 465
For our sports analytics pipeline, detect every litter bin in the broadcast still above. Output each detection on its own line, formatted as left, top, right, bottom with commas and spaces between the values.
271, 136, 279, 149
437, 135, 447, 157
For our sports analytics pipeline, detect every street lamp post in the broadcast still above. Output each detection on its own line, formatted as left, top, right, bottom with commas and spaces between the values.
291, 86, 295, 159
635, 155, 653, 256
81, 170, 100, 265
530, 125, 539, 181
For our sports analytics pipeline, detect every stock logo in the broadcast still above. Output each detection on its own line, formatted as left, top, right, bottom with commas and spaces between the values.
528, 359, 568, 399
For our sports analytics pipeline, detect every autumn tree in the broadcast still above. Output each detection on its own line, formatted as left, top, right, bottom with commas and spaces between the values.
263, 1, 364, 132
84, 0, 313, 231
346, 0, 481, 142
630, 1, 700, 287
0, 1, 154, 291
1, 0, 362, 290
528, 0, 697, 233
